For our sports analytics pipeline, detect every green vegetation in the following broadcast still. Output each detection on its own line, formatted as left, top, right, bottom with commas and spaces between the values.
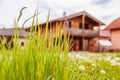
68, 53, 120, 80
0, 9, 120, 80
0, 10, 69, 80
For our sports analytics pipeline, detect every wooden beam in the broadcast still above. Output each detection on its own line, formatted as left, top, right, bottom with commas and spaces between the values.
82, 14, 85, 51
75, 38, 79, 52
98, 24, 100, 52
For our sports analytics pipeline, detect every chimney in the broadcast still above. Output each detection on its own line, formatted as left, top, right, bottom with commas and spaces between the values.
63, 11, 66, 16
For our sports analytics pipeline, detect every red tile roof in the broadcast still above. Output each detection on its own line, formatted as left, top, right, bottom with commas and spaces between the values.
41, 11, 105, 26
105, 17, 120, 30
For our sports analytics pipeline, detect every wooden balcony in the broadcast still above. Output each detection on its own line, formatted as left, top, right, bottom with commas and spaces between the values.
67, 29, 98, 38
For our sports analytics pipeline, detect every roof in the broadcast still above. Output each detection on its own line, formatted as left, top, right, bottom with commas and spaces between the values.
41, 11, 105, 26
105, 17, 120, 30
100, 30, 110, 38
0, 28, 29, 38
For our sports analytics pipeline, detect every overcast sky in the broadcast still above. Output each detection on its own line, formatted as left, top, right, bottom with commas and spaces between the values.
0, 0, 120, 28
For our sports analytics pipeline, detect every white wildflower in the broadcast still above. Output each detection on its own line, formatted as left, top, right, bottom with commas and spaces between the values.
105, 56, 112, 61
91, 68, 95, 71
111, 60, 120, 66
114, 57, 120, 61
91, 63, 96, 67
111, 60, 117, 66
79, 65, 85, 71
75, 54, 81, 58
100, 69, 106, 74
98, 57, 102, 61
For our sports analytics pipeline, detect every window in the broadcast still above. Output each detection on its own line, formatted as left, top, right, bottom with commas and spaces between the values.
79, 23, 89, 29
85, 24, 89, 29
66, 21, 71, 28
21, 42, 24, 46
48, 23, 52, 29
69, 21, 71, 28
79, 23, 82, 29
48, 23, 51, 29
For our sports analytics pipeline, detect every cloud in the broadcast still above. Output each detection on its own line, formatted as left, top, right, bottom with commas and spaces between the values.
101, 15, 113, 20
0, 0, 120, 28
0, 0, 37, 28
0, 0, 4, 3
91, 0, 111, 5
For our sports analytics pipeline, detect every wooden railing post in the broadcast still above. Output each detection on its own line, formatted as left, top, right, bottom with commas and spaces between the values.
98, 24, 100, 52
82, 14, 85, 51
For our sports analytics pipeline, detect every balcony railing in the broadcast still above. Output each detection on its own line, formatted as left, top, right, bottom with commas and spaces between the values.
67, 29, 98, 38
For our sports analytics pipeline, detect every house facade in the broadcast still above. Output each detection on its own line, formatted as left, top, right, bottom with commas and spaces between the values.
25, 11, 104, 52
105, 17, 120, 50
0, 28, 28, 49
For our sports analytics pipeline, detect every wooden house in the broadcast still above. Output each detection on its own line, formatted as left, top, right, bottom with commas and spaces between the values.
105, 17, 120, 50
0, 28, 29, 49
25, 11, 105, 52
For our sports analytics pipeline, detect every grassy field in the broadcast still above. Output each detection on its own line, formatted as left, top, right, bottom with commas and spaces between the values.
0, 50, 120, 80
0, 9, 120, 80
68, 52, 120, 80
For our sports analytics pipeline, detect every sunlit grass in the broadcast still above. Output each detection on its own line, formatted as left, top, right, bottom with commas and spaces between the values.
0, 9, 69, 80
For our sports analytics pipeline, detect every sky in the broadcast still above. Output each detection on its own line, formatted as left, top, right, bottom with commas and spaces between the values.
0, 0, 120, 28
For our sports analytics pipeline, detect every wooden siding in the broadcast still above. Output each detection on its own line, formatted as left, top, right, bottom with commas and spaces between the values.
64, 16, 94, 30
37, 16, 100, 52
111, 29, 120, 49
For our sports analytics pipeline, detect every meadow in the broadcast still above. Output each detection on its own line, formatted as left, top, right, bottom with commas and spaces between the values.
0, 10, 120, 80
68, 52, 120, 80
0, 49, 120, 80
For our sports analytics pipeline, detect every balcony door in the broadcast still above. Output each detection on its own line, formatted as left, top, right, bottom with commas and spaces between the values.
79, 38, 89, 51
84, 39, 89, 51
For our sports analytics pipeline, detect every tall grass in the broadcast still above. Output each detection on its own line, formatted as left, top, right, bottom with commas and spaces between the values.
0, 10, 70, 80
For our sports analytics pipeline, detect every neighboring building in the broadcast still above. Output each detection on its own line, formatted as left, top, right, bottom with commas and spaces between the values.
25, 11, 105, 52
0, 28, 29, 49
94, 30, 112, 52
105, 17, 120, 50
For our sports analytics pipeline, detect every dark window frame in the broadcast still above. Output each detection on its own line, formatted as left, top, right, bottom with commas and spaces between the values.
21, 42, 24, 46
79, 23, 89, 29
79, 23, 82, 29
85, 24, 89, 29
47, 22, 53, 29
48, 23, 51, 29
68, 21, 71, 28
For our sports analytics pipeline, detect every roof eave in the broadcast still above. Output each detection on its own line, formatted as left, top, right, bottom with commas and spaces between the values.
83, 11, 105, 26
